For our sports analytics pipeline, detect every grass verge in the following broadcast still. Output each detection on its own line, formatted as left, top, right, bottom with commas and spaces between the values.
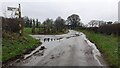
77, 29, 118, 67
2, 28, 41, 63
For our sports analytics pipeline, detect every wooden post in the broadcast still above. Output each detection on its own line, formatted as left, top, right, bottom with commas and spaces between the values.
18, 4, 22, 36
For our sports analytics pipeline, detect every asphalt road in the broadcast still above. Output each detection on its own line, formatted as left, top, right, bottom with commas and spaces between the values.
15, 30, 108, 66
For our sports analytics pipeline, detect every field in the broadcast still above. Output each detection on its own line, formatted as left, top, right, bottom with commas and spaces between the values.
77, 29, 119, 67
24, 27, 69, 35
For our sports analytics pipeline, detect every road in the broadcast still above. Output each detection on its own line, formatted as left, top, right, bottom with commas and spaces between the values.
14, 30, 108, 66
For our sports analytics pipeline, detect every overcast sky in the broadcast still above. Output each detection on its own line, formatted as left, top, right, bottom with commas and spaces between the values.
0, 0, 119, 24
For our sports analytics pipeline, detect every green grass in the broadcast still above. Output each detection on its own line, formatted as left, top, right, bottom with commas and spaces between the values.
24, 27, 68, 35
77, 29, 118, 67
23, 27, 32, 34
24, 27, 44, 34
2, 28, 40, 62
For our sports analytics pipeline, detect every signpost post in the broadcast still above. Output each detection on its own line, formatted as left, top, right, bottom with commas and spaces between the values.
7, 4, 23, 36
18, 4, 22, 36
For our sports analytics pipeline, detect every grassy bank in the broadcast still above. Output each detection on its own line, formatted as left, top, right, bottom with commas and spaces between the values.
77, 29, 118, 67
2, 28, 41, 62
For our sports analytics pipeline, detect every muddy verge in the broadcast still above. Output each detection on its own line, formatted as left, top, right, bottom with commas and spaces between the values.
2, 44, 41, 66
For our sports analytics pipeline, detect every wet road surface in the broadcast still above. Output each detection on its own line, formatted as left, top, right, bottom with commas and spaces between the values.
15, 30, 108, 66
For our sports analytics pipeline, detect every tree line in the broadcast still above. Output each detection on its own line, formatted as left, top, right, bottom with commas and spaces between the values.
24, 14, 83, 34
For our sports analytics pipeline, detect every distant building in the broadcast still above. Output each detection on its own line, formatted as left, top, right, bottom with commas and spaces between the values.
118, 1, 120, 22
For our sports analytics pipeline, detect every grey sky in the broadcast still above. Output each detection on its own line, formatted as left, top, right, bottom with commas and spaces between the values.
0, 0, 119, 24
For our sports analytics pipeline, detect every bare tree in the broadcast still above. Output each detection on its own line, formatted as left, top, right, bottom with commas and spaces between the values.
88, 20, 106, 27
88, 20, 97, 27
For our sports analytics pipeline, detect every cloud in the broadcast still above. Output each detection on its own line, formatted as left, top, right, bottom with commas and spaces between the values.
1, 0, 119, 24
